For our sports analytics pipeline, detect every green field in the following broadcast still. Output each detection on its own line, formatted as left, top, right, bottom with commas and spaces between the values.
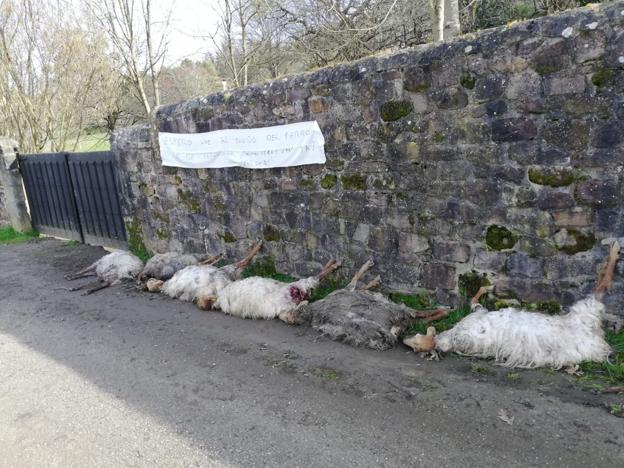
69, 132, 111, 152
42, 132, 111, 153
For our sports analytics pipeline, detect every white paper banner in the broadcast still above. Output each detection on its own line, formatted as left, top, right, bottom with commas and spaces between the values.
158, 121, 326, 169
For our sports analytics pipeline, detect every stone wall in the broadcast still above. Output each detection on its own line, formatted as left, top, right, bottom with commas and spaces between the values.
0, 180, 8, 227
0, 138, 31, 231
112, 2, 624, 313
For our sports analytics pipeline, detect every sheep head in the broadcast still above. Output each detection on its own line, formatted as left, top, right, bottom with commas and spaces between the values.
196, 294, 217, 311
403, 327, 437, 352
289, 286, 309, 304
146, 278, 164, 293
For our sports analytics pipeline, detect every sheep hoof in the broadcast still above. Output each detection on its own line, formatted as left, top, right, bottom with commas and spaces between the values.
426, 350, 441, 361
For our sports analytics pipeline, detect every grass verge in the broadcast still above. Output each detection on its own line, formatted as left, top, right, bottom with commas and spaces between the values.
579, 329, 624, 386
0, 226, 39, 244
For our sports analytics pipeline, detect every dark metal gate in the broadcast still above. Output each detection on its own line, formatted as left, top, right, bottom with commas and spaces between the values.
18, 151, 127, 249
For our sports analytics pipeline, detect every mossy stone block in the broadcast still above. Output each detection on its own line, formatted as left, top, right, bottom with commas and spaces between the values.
320, 174, 337, 189
341, 174, 367, 190
380, 100, 413, 122
486, 225, 518, 250
528, 167, 575, 187
591, 68, 614, 87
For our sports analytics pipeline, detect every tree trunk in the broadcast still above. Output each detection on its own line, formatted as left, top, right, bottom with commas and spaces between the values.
430, 0, 460, 42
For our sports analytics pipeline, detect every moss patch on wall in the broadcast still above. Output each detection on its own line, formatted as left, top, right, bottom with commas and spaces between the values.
458, 271, 491, 298
341, 174, 367, 190
460, 74, 476, 89
155, 227, 171, 240
380, 100, 413, 121
486, 225, 518, 250
591, 68, 614, 87
262, 224, 280, 242
153, 211, 170, 224
557, 229, 596, 254
126, 219, 152, 262
321, 174, 337, 189
177, 188, 201, 214
528, 167, 575, 187
219, 230, 237, 243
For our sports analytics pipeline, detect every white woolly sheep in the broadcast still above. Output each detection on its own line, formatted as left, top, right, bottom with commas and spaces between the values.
214, 260, 340, 322
146, 242, 262, 308
137, 252, 221, 282
65, 251, 144, 294
403, 242, 620, 369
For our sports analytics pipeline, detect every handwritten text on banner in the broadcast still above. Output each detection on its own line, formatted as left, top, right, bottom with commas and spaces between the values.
158, 121, 326, 169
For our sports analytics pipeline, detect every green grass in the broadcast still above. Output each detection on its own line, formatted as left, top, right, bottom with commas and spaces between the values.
389, 292, 435, 310
43, 132, 111, 152
309, 366, 339, 380
68, 132, 110, 152
132, 248, 153, 263
470, 363, 491, 375
506, 372, 521, 381
242, 257, 296, 283
310, 277, 348, 302
579, 329, 624, 385
610, 404, 623, 418
0, 226, 39, 244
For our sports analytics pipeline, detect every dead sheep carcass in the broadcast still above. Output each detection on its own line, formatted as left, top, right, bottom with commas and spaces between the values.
146, 242, 262, 309
404, 242, 620, 369
293, 260, 451, 351
65, 251, 144, 294
214, 260, 341, 323
137, 252, 221, 282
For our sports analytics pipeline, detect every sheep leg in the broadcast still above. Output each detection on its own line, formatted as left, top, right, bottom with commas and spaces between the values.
65, 264, 97, 281
413, 307, 449, 318
317, 260, 341, 280
595, 241, 620, 296
347, 260, 374, 290
200, 254, 222, 265
234, 241, 263, 270
419, 308, 452, 323
69, 282, 90, 292
471, 286, 492, 305
84, 281, 111, 295
361, 275, 381, 291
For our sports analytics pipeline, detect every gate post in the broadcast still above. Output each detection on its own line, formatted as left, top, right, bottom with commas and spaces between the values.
0, 137, 32, 232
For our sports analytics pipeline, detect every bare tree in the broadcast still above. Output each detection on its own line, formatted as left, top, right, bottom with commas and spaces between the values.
265, 0, 431, 69
159, 59, 222, 105
430, 0, 460, 41
88, 0, 172, 119
0, 0, 120, 152
206, 0, 265, 88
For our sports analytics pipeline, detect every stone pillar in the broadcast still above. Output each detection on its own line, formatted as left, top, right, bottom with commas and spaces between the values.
0, 138, 32, 232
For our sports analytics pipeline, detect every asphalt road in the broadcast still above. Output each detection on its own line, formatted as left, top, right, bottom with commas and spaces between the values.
0, 239, 622, 467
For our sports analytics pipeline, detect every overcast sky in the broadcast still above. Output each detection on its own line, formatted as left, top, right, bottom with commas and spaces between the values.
156, 0, 220, 65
